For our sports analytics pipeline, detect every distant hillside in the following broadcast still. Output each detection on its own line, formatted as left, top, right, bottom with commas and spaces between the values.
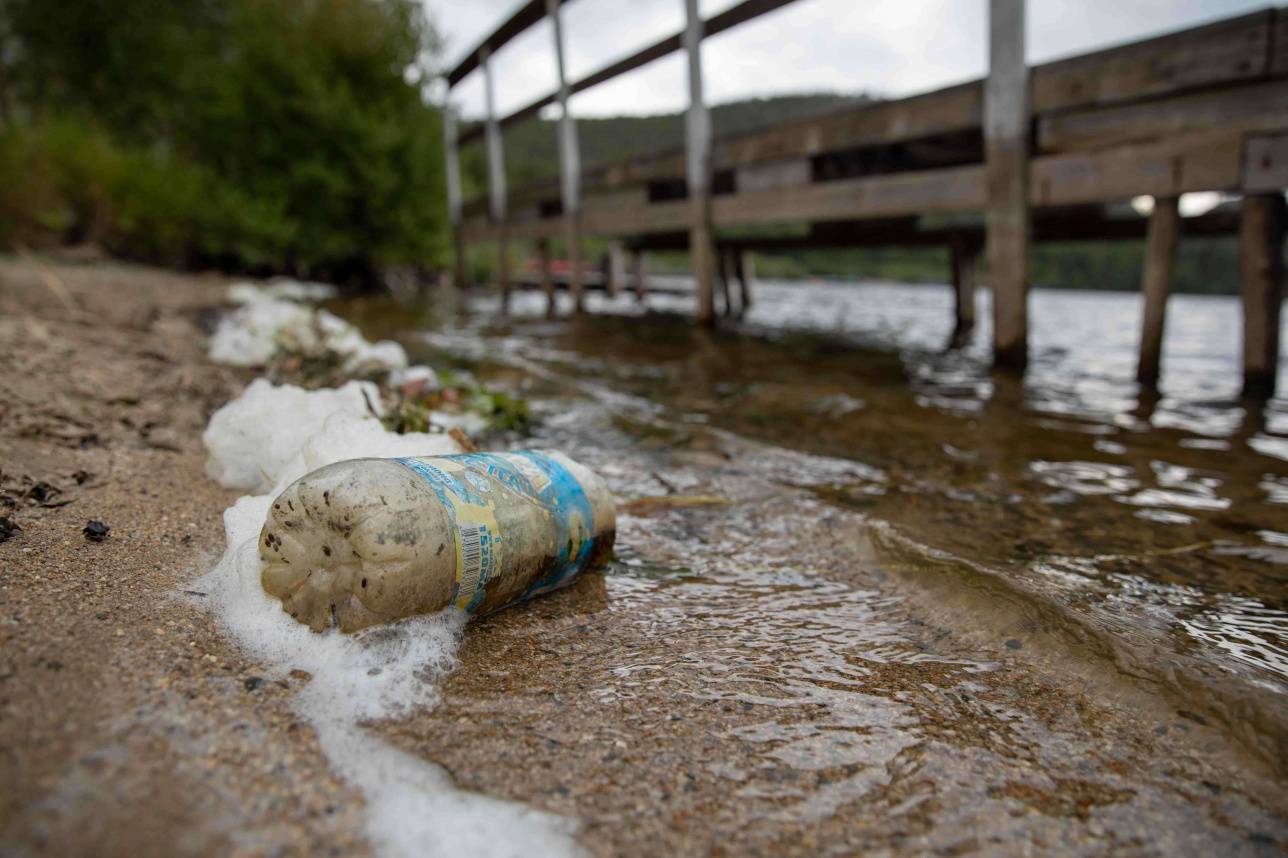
460, 92, 870, 192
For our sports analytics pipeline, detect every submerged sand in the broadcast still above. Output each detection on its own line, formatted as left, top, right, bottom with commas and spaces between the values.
1, 258, 1284, 856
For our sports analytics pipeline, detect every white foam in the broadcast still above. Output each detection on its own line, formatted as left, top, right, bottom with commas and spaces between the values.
210, 293, 315, 367
202, 379, 383, 493
390, 364, 441, 390
228, 278, 339, 304
197, 381, 583, 857
210, 283, 407, 373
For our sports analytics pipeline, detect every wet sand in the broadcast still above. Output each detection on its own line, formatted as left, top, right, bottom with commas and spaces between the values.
2, 259, 1286, 855
0, 259, 367, 855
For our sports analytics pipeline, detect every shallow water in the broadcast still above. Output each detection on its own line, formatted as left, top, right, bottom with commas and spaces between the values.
344, 276, 1288, 776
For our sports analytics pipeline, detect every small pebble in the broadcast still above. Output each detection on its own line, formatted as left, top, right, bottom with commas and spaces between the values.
83, 520, 110, 542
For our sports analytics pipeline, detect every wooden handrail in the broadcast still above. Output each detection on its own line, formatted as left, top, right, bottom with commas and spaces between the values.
454, 0, 801, 145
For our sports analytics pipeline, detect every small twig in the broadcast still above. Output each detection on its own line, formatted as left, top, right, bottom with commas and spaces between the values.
360, 387, 381, 420
447, 426, 478, 452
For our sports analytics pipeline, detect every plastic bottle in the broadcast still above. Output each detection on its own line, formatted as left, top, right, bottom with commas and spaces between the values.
259, 451, 616, 632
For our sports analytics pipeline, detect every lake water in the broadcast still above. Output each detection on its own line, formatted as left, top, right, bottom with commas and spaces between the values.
374, 276, 1288, 778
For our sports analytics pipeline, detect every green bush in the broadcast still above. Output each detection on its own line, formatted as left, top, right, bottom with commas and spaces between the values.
0, 0, 448, 281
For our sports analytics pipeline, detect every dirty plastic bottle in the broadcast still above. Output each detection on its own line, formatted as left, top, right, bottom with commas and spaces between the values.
259, 451, 616, 632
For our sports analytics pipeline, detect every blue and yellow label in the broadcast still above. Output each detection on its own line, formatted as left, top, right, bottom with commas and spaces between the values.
397, 451, 597, 613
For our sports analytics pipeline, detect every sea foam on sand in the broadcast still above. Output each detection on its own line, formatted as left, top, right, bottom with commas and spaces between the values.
196, 285, 583, 858
211, 280, 410, 373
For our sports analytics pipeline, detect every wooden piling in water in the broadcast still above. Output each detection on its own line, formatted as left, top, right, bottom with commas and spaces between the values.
1136, 196, 1180, 388
537, 237, 555, 317
949, 238, 979, 348
737, 250, 754, 315
985, 0, 1030, 372
605, 241, 625, 297
716, 247, 734, 317
684, 0, 718, 326
1240, 193, 1286, 400
632, 251, 648, 302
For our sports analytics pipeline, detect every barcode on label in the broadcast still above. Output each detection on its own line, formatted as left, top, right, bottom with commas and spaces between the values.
458, 524, 483, 591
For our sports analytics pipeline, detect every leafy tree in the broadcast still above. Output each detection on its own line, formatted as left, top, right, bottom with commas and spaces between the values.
0, 0, 448, 283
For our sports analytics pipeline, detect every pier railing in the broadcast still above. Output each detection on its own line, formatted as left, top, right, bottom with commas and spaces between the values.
441, 2, 1288, 397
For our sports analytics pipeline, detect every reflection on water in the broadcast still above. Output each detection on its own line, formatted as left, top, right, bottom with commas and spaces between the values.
391, 276, 1288, 747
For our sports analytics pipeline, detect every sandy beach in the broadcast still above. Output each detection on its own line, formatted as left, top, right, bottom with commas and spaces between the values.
2, 257, 1285, 856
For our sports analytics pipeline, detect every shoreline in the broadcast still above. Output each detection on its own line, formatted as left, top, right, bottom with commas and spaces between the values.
3, 257, 1285, 855
0, 258, 370, 854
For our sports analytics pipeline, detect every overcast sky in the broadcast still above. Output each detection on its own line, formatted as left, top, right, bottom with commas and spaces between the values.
428, 0, 1269, 120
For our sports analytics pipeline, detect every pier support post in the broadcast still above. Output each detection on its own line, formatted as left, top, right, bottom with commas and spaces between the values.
1240, 193, 1286, 399
949, 238, 979, 349
481, 47, 509, 310
1136, 196, 1180, 388
683, 0, 718, 326
442, 105, 469, 289
537, 237, 555, 318
737, 250, 754, 315
632, 250, 648, 303
716, 246, 734, 317
985, 0, 1030, 372
547, 0, 584, 314
605, 241, 625, 297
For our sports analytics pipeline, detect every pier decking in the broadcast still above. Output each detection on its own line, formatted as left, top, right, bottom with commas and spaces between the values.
443, 1, 1288, 396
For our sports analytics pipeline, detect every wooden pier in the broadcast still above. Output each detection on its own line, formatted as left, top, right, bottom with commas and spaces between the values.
443, 1, 1288, 396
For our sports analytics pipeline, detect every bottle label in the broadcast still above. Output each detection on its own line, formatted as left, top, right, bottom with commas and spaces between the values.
396, 452, 595, 612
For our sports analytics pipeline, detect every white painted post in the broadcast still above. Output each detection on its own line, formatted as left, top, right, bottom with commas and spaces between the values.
481, 47, 509, 306
985, 0, 1030, 371
442, 103, 468, 288
683, 0, 717, 326
547, 0, 584, 313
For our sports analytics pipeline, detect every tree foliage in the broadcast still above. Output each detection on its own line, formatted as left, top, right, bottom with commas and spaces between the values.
0, 0, 447, 282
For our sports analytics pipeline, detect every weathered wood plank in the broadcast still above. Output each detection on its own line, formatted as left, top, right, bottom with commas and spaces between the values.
1031, 131, 1244, 206
711, 165, 986, 227
736, 158, 812, 194
1031, 10, 1273, 114
461, 215, 560, 244
715, 83, 983, 169
986, 0, 1029, 372
1039, 80, 1288, 154
582, 188, 650, 213
1240, 193, 1286, 399
1136, 197, 1180, 387
581, 199, 693, 236
1244, 133, 1288, 192
1270, 8, 1288, 77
